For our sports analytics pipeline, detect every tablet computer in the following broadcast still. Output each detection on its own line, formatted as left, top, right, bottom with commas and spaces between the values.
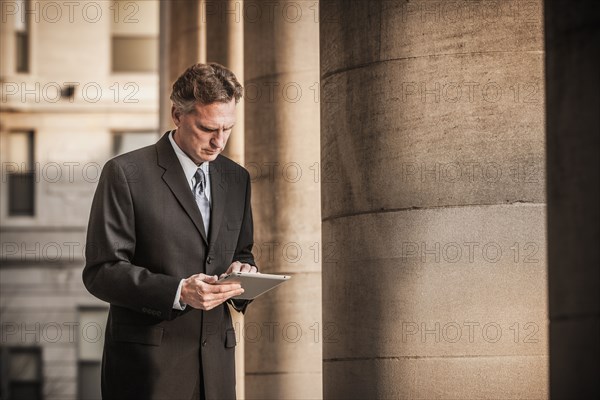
215, 272, 291, 300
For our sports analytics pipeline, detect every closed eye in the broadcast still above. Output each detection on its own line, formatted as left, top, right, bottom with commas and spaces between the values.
197, 124, 235, 133
198, 124, 217, 133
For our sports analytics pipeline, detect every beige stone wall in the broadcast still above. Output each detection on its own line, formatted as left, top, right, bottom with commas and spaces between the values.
320, 1, 547, 398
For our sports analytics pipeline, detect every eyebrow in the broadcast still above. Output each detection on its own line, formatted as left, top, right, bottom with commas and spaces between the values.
198, 123, 235, 131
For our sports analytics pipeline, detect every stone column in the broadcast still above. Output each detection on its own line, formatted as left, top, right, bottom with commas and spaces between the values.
320, 1, 547, 398
159, 0, 207, 133
244, 1, 321, 398
160, 2, 250, 398
546, 1, 600, 398
206, 0, 245, 163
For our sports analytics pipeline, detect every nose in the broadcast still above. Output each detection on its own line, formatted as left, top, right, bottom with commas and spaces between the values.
211, 129, 224, 149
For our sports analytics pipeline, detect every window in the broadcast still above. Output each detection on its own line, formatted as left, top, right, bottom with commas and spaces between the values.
7, 131, 35, 216
112, 131, 159, 156
14, 0, 29, 73
0, 347, 43, 400
110, 0, 159, 73
77, 307, 108, 400
111, 36, 158, 73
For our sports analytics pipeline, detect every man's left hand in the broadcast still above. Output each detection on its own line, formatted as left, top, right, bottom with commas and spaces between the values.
220, 261, 258, 279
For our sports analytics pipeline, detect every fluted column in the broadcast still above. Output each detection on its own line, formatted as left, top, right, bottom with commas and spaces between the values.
244, 0, 321, 398
159, 0, 207, 133
206, 0, 245, 164
320, 1, 547, 398
159, 2, 250, 398
546, 1, 600, 398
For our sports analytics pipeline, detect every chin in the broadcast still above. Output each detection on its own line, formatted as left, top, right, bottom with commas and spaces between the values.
203, 152, 220, 161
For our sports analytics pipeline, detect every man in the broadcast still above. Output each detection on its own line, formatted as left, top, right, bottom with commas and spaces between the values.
83, 63, 257, 400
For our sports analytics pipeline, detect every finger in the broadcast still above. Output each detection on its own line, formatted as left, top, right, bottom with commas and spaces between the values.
201, 288, 245, 305
195, 286, 245, 310
213, 286, 245, 299
250, 266, 258, 273
230, 261, 242, 273
197, 280, 228, 295
193, 274, 211, 285
202, 275, 218, 283
211, 283, 242, 294
201, 281, 241, 294
239, 263, 253, 273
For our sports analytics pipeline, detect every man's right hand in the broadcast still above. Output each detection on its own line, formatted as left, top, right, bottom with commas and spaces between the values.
180, 274, 244, 311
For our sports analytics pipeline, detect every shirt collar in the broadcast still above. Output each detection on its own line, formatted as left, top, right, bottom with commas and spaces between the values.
168, 130, 210, 188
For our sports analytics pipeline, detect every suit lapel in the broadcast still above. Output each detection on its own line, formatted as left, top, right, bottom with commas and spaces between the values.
156, 132, 209, 245
209, 158, 229, 247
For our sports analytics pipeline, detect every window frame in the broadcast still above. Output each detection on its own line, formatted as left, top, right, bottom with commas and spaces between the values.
0, 346, 43, 400
6, 130, 35, 217
14, 0, 30, 73
111, 130, 160, 156
110, 34, 159, 74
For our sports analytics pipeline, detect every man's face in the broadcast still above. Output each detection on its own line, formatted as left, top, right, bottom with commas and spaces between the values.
171, 99, 236, 164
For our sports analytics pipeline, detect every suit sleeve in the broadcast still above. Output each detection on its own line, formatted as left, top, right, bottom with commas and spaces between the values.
82, 159, 182, 320
233, 169, 256, 265
228, 169, 257, 313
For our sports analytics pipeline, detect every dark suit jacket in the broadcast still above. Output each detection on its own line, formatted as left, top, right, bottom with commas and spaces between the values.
83, 132, 256, 400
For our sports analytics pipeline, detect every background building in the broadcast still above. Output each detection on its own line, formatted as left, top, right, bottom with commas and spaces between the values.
1, 1, 598, 400
1, 1, 159, 399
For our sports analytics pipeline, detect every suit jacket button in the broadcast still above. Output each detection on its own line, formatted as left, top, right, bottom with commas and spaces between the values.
202, 339, 208, 347
207, 256, 212, 264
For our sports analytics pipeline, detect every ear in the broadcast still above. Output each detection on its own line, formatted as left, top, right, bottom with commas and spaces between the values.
171, 106, 181, 126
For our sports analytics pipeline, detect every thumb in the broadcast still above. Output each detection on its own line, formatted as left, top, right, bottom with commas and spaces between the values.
202, 274, 218, 283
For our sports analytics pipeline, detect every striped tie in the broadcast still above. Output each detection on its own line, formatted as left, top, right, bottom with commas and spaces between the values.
193, 167, 211, 235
